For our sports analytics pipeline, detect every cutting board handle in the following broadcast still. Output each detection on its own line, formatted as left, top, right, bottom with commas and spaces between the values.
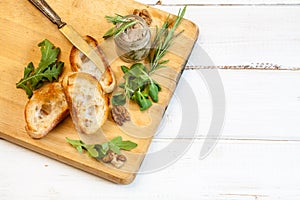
28, 0, 66, 28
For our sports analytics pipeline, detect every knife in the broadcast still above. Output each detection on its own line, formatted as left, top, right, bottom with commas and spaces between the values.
28, 0, 106, 73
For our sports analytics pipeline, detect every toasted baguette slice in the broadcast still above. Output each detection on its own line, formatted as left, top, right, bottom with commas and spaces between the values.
62, 72, 109, 135
24, 82, 69, 139
70, 35, 116, 93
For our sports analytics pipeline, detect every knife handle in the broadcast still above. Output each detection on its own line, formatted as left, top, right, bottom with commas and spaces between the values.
28, 0, 66, 28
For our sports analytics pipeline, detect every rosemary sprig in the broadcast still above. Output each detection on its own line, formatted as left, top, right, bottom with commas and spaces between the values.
105, 14, 129, 25
148, 5, 186, 74
103, 15, 138, 39
109, 6, 187, 111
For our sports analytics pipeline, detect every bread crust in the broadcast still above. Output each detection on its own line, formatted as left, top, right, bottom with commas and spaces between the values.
24, 82, 69, 139
62, 72, 109, 135
70, 35, 116, 93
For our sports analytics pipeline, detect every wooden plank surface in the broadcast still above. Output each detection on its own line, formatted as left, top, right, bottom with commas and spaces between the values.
0, 0, 198, 184
153, 5, 300, 67
1, 138, 300, 199
157, 70, 300, 140
2, 0, 300, 199
141, 0, 300, 5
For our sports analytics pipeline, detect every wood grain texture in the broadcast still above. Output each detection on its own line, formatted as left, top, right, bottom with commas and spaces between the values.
1, 138, 300, 199
139, 0, 300, 5
155, 6, 300, 67
1, 0, 300, 199
156, 70, 300, 140
0, 0, 198, 184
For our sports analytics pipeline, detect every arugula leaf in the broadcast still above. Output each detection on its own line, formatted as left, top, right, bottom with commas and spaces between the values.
85, 144, 99, 158
140, 97, 152, 111
94, 144, 106, 159
66, 138, 98, 157
141, 85, 150, 98
16, 39, 64, 98
29, 62, 63, 89
66, 137, 84, 153
110, 136, 122, 146
36, 39, 60, 73
109, 6, 186, 111
102, 136, 122, 154
149, 82, 159, 103
130, 63, 146, 70
17, 63, 35, 97
109, 142, 121, 154
23, 62, 34, 78
111, 92, 126, 106
154, 80, 162, 91
101, 142, 110, 154
43, 61, 64, 81
134, 91, 152, 111
121, 65, 129, 73
110, 136, 137, 151
118, 140, 138, 151
111, 63, 160, 110
66, 137, 138, 159
66, 137, 137, 168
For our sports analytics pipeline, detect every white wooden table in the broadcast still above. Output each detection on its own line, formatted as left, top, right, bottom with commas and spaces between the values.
1, 0, 300, 199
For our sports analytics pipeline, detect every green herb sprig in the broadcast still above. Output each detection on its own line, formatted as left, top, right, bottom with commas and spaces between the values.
112, 63, 161, 111
16, 39, 64, 98
148, 5, 186, 74
108, 6, 186, 111
66, 136, 138, 159
103, 15, 138, 39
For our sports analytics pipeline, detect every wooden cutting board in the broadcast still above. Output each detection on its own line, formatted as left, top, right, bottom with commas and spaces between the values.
0, 0, 198, 184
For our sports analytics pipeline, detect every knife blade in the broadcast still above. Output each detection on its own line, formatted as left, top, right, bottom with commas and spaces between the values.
28, 0, 106, 73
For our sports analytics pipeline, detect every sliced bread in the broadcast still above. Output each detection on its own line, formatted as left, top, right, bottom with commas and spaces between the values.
62, 72, 109, 135
70, 35, 116, 93
24, 82, 69, 139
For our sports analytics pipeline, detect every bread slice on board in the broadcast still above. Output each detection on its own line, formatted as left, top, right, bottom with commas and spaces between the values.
24, 82, 69, 139
62, 72, 109, 135
70, 35, 116, 94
